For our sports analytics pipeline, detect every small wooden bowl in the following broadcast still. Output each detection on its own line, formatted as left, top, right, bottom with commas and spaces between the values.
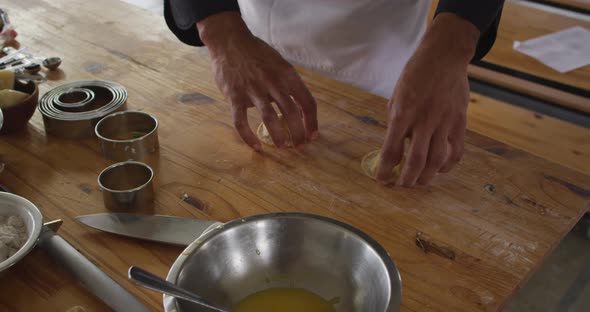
0, 80, 39, 134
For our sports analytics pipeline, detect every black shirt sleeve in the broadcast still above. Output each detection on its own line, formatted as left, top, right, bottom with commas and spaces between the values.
163, 0, 240, 47
435, 0, 505, 61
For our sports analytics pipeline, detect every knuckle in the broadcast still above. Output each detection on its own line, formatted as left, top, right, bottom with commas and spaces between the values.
222, 85, 238, 98
390, 109, 409, 123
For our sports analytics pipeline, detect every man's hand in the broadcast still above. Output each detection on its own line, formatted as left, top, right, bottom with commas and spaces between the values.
377, 13, 480, 187
197, 12, 318, 151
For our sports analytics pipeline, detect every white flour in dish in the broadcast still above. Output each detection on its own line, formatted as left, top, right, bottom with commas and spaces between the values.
0, 215, 28, 262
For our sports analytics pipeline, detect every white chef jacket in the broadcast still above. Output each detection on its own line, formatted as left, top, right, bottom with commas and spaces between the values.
238, 0, 431, 97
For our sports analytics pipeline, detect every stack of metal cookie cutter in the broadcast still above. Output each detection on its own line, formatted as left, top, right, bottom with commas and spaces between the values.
39, 80, 128, 138
39, 80, 160, 211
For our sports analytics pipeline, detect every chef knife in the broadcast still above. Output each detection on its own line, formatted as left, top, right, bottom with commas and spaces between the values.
76, 213, 222, 246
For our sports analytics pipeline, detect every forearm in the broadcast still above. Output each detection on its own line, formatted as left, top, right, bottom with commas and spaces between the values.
164, 0, 240, 47
434, 0, 505, 61
423, 13, 480, 67
197, 12, 251, 53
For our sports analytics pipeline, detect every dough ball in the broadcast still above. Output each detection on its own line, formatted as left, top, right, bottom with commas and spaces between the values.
361, 150, 402, 180
256, 114, 293, 147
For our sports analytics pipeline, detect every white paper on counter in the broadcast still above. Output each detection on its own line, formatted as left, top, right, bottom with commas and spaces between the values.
513, 26, 590, 73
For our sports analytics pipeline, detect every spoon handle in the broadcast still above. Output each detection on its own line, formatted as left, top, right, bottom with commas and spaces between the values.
128, 266, 231, 312
16, 73, 47, 83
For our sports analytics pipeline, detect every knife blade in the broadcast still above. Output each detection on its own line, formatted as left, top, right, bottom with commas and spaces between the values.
76, 213, 221, 246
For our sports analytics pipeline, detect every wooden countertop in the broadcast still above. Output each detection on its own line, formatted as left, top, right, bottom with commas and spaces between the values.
430, 1, 590, 113
538, 0, 590, 12
1, 0, 590, 311
466, 92, 590, 175
485, 1, 590, 92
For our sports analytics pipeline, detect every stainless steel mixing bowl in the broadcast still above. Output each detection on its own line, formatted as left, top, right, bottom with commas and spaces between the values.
165, 213, 402, 312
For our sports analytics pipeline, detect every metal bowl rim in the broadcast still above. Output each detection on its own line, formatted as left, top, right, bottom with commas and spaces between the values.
0, 192, 44, 272
94, 110, 159, 144
38, 80, 126, 121
97, 160, 154, 194
164, 212, 402, 312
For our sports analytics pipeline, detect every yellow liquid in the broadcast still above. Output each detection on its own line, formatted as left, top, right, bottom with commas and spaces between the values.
234, 288, 335, 312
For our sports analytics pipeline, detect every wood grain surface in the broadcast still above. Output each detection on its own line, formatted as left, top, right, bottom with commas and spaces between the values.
431, 0, 590, 112
539, 0, 590, 11
1, 1, 590, 312
488, 1, 590, 91
466, 92, 590, 175
468, 65, 590, 114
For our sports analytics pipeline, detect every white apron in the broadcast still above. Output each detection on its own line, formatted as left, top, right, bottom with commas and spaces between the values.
237, 0, 431, 98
